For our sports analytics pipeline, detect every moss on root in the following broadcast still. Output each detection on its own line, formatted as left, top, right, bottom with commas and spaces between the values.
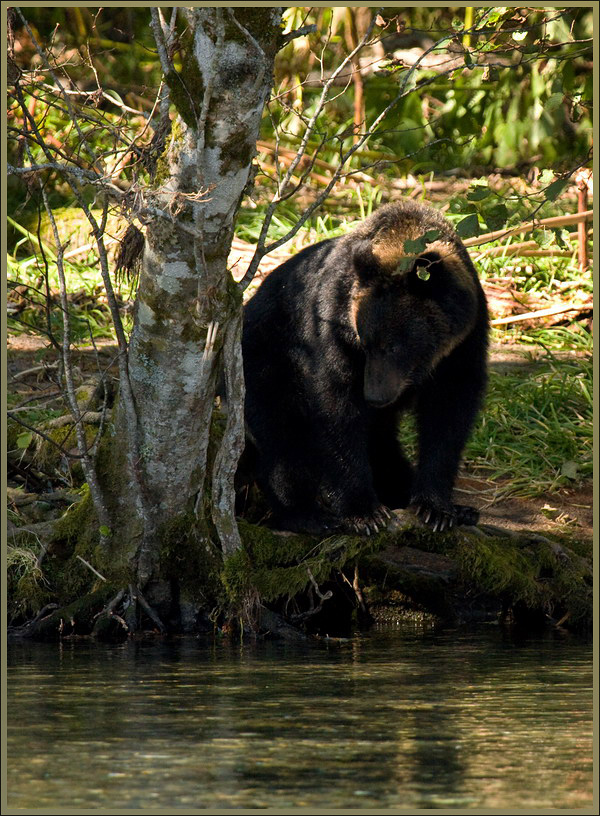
24, 586, 117, 641
412, 527, 592, 626
11, 463, 591, 636
158, 510, 224, 610
223, 521, 388, 608
223, 520, 593, 631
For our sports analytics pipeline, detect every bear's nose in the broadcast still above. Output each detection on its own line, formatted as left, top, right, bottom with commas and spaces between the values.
364, 391, 395, 408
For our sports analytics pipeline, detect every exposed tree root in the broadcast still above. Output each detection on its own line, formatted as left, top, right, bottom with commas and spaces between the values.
8, 511, 592, 642
92, 584, 167, 640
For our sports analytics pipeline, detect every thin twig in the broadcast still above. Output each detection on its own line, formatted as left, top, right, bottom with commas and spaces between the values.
76, 555, 107, 582
34, 152, 111, 533
7, 412, 86, 459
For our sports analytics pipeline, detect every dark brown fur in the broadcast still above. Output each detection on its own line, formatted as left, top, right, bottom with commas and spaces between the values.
241, 201, 489, 535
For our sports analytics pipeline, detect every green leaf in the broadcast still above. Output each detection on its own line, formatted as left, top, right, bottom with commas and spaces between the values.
485, 8, 509, 25
545, 92, 564, 112
394, 256, 416, 274
512, 30, 527, 42
538, 169, 554, 185
532, 229, 554, 249
456, 214, 480, 239
16, 431, 33, 449
561, 461, 579, 480
552, 228, 572, 250
484, 204, 508, 232
467, 186, 492, 202
416, 266, 431, 281
404, 229, 441, 255
99, 525, 111, 537
544, 179, 568, 202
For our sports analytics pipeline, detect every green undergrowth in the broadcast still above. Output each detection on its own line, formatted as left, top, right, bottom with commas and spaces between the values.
8, 509, 592, 632
467, 345, 592, 496
7, 540, 51, 624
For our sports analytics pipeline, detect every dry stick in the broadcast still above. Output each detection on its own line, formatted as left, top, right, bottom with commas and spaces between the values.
64, 236, 118, 261
577, 179, 589, 273
511, 250, 590, 258
463, 210, 593, 247
11, 394, 63, 412
12, 363, 59, 381
352, 564, 368, 614
476, 239, 569, 257
490, 302, 592, 326
75, 555, 107, 582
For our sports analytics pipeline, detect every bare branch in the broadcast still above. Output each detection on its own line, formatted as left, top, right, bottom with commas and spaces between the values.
15, 8, 102, 171
150, 6, 175, 81
33, 164, 112, 533
239, 9, 383, 289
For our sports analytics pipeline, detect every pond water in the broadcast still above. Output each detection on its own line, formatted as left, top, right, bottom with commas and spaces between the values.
6, 624, 593, 810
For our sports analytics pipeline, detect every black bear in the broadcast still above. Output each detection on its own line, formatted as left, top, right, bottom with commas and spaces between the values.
241, 200, 488, 535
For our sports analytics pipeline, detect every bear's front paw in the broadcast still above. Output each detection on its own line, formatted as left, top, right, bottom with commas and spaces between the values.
342, 505, 393, 536
410, 497, 479, 532
410, 496, 456, 532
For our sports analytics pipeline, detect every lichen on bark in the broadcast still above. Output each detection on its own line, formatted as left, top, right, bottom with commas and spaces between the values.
88, 7, 286, 620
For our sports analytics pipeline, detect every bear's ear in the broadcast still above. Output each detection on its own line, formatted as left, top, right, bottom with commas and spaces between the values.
390, 249, 443, 279
412, 250, 443, 281
352, 238, 382, 281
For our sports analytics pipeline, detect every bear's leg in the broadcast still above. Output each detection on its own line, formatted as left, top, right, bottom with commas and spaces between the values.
265, 435, 391, 536
253, 441, 331, 534
311, 416, 394, 535
368, 407, 414, 509
412, 336, 487, 531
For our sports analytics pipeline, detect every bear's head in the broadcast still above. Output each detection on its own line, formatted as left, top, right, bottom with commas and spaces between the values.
350, 241, 479, 408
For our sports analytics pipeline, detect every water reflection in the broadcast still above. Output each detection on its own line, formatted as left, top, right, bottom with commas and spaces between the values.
7, 625, 593, 809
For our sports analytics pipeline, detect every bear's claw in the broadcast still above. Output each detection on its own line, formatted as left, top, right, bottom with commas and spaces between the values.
345, 505, 393, 536
412, 500, 479, 532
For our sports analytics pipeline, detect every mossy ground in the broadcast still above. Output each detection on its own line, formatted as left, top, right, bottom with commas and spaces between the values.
9, 503, 592, 638
224, 519, 592, 633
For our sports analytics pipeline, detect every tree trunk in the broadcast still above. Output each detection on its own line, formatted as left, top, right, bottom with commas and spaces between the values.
97, 8, 284, 624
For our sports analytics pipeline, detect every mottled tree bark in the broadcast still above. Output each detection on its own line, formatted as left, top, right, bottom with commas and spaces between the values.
103, 8, 284, 612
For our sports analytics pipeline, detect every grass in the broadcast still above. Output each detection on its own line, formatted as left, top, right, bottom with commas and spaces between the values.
466, 347, 593, 497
